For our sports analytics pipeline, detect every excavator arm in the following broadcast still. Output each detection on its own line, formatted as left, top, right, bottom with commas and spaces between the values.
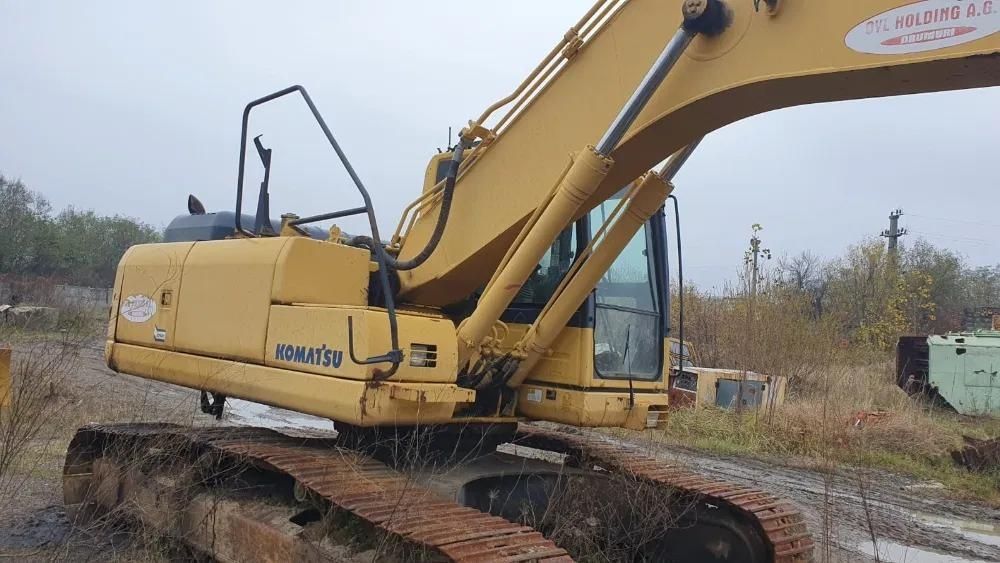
396, 0, 1000, 308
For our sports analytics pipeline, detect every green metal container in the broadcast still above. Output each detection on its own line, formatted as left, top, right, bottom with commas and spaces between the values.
927, 331, 1000, 416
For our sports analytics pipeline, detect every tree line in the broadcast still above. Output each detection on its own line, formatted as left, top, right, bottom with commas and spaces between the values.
0, 175, 160, 288
674, 227, 1000, 379
2, 172, 997, 348
777, 239, 999, 346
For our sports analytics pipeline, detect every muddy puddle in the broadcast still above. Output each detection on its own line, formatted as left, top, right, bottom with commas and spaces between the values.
860, 511, 1000, 563
859, 538, 990, 563
855, 507, 1000, 562
909, 511, 1000, 550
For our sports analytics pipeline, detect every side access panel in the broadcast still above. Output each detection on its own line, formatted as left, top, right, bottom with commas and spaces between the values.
516, 383, 667, 430
112, 237, 371, 363
115, 242, 195, 351
265, 305, 458, 384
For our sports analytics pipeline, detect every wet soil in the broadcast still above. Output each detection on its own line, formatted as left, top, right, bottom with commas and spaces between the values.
623, 434, 1000, 562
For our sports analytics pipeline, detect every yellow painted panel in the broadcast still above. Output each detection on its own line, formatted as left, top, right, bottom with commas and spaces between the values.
272, 238, 369, 306
106, 245, 130, 342
109, 343, 477, 427
173, 238, 287, 362
516, 383, 667, 430
266, 305, 457, 383
115, 242, 195, 350
503, 324, 664, 391
502, 323, 590, 388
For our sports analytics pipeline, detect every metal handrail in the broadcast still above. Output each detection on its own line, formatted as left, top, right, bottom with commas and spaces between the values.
233, 85, 403, 377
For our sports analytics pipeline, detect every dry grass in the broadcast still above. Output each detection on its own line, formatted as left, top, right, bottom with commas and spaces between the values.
659, 364, 1000, 503
0, 302, 199, 561
664, 271, 1000, 505
0, 322, 94, 506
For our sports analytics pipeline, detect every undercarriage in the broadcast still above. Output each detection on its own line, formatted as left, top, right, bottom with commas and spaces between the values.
64, 422, 813, 562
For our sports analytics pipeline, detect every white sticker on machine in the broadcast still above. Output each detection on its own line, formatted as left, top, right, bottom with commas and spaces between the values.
526, 388, 543, 403
846, 0, 999, 55
120, 295, 156, 323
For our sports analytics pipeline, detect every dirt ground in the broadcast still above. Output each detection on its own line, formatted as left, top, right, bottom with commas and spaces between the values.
647, 442, 1000, 562
0, 344, 998, 562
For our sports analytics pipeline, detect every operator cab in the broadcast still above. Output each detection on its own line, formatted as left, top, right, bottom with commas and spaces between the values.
503, 191, 671, 383
431, 158, 673, 387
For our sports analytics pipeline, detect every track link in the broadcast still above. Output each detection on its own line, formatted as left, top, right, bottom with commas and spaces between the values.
64, 423, 571, 563
65, 422, 812, 562
513, 424, 814, 562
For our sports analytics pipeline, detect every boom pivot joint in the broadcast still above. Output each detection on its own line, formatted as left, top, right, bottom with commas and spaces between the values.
682, 0, 732, 36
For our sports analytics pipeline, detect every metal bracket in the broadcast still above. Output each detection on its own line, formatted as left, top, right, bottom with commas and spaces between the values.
347, 316, 405, 380
252, 135, 274, 235
561, 29, 584, 59
199, 390, 226, 419
459, 121, 495, 145
232, 85, 403, 380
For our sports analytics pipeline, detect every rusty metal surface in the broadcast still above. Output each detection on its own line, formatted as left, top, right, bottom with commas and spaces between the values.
89, 457, 344, 563
514, 424, 815, 562
64, 424, 572, 563
65, 422, 812, 562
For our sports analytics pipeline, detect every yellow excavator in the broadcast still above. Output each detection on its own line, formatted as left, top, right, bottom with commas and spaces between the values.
63, 0, 999, 561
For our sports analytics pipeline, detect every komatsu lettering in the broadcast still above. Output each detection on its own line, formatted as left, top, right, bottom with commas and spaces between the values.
275, 343, 343, 368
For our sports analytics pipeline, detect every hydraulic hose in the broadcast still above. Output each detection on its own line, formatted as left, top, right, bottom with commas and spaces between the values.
390, 141, 467, 271
351, 141, 466, 272
379, 0, 727, 274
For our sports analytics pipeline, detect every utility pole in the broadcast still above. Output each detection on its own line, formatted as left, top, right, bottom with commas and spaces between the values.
881, 209, 907, 255
742, 224, 769, 415
746, 225, 770, 297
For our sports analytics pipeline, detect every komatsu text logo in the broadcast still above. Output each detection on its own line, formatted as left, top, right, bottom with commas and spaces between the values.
275, 343, 344, 368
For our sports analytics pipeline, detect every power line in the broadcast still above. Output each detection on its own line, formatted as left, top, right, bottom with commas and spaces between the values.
908, 229, 993, 247
908, 212, 1000, 230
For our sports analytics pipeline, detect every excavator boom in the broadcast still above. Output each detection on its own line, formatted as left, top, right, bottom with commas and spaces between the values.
397, 0, 1000, 306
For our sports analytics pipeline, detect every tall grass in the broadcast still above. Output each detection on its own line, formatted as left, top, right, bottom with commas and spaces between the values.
0, 293, 199, 561
0, 303, 98, 506
664, 276, 1000, 503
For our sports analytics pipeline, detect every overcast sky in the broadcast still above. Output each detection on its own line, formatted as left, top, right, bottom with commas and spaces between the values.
2, 1, 997, 290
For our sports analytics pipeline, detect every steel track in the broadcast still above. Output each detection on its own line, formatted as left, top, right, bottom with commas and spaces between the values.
513, 424, 814, 562
64, 422, 813, 562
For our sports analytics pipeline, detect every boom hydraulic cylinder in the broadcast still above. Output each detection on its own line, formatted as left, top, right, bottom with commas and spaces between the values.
456, 14, 709, 369
506, 171, 673, 387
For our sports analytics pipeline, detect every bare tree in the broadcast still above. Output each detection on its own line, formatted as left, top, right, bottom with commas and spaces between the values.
780, 251, 820, 292
779, 251, 829, 318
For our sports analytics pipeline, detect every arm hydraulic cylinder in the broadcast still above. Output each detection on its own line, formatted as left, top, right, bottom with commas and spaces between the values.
505, 172, 673, 388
